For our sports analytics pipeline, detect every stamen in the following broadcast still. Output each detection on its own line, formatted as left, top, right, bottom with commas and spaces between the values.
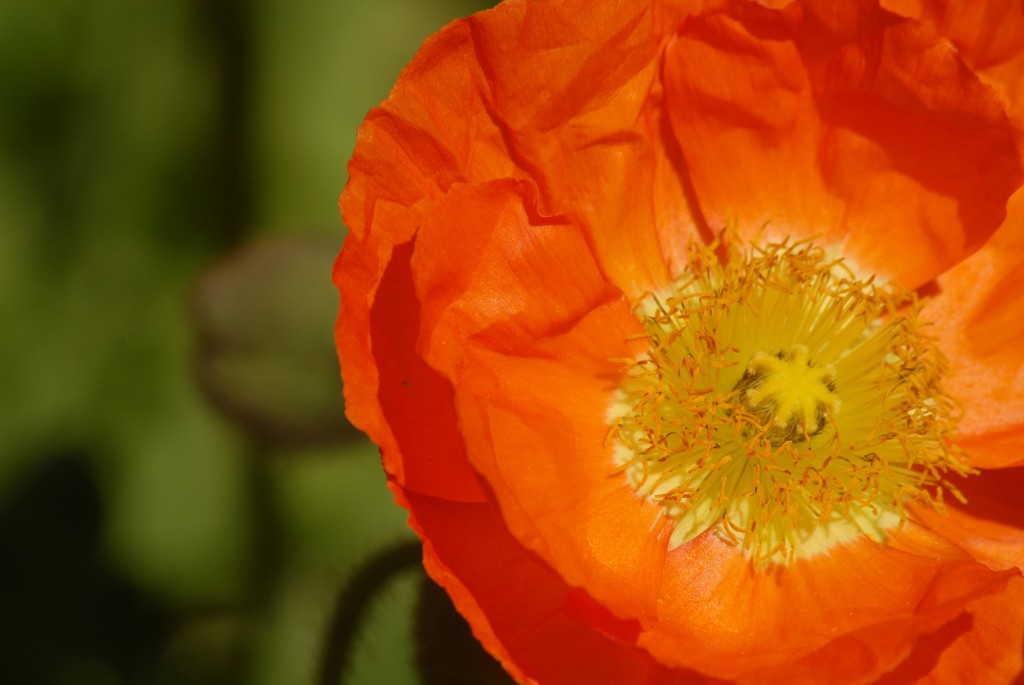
608, 234, 970, 565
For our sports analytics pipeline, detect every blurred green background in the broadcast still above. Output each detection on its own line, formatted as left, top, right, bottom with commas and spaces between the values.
0, 0, 493, 683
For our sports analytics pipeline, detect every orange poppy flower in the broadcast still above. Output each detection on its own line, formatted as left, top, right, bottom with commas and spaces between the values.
334, 0, 1024, 683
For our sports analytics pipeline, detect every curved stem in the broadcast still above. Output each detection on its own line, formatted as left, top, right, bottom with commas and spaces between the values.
317, 539, 422, 685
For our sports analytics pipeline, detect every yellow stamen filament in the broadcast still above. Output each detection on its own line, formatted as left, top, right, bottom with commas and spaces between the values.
608, 235, 971, 566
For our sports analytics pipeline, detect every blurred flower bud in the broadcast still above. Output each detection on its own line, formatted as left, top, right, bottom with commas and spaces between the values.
192, 234, 357, 447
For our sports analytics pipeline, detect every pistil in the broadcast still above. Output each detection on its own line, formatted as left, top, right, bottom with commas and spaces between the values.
735, 345, 838, 444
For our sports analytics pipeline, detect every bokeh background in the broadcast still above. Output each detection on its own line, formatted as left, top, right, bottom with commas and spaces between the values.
0, 0, 497, 683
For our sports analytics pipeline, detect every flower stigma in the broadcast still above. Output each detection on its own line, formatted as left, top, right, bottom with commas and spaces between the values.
607, 234, 972, 566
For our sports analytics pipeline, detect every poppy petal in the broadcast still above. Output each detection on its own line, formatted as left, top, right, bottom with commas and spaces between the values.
401, 488, 717, 685
662, 0, 1023, 289
408, 179, 669, 621
336, 231, 490, 502
886, 0, 1024, 470
340, 173, 712, 685
919, 199, 1024, 469
875, 574, 1024, 684
911, 467, 1024, 573
881, 0, 1024, 121
636, 523, 1016, 682
342, 0, 707, 302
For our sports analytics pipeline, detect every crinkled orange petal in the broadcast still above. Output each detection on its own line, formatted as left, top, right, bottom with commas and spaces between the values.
637, 524, 1016, 682
401, 489, 718, 685
920, 195, 1024, 469
340, 178, 712, 683
886, 0, 1024, 70
408, 180, 669, 622
881, 0, 1024, 121
957, 429, 1024, 470
342, 0, 706, 302
892, 0, 1024, 471
405, 178, 1017, 683
875, 575, 1024, 685
881, 0, 1024, 470
335, 229, 490, 502
662, 0, 1023, 289
912, 467, 1024, 573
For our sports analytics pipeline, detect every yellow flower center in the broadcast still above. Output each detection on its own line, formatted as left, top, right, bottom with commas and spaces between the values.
737, 345, 838, 443
608, 236, 971, 565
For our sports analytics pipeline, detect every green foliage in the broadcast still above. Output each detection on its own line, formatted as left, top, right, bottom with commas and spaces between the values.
0, 0, 494, 683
